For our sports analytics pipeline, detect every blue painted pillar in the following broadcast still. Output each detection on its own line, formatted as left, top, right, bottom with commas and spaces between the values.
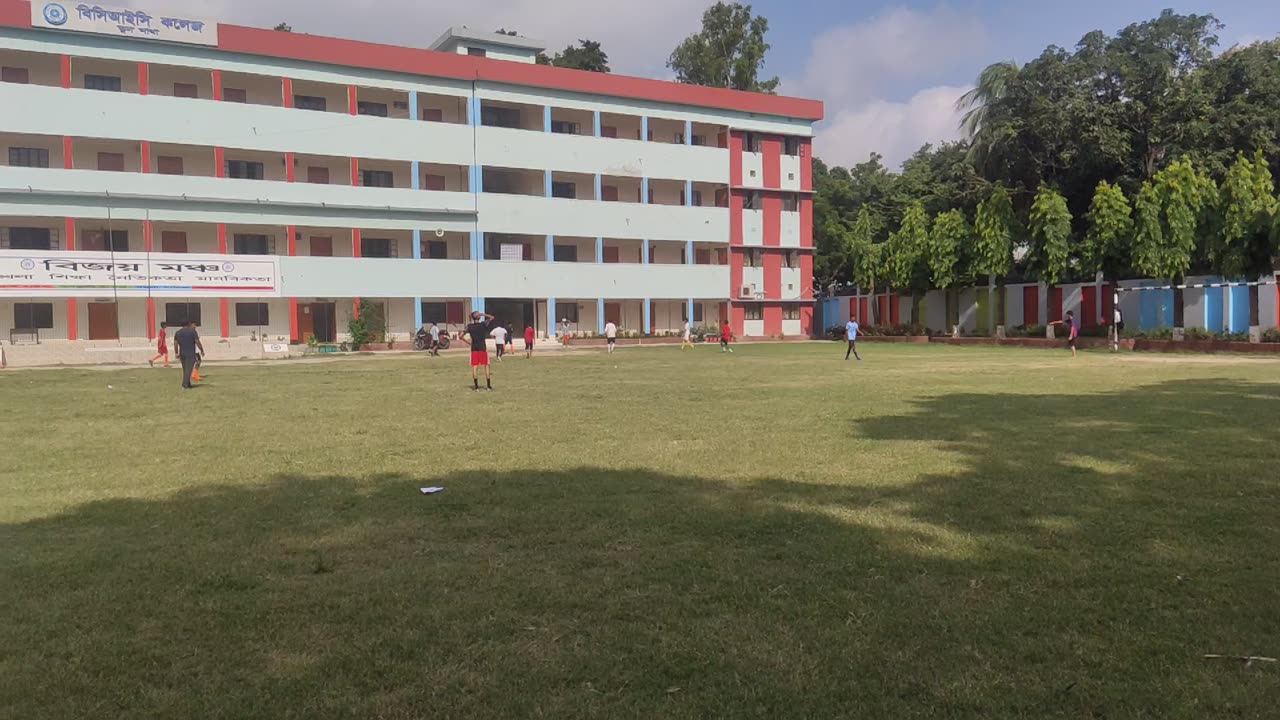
411, 161, 421, 190
472, 296, 485, 313
412, 228, 422, 259
470, 230, 482, 261
593, 110, 601, 137
594, 173, 602, 201
641, 177, 649, 204
597, 298, 605, 334
685, 240, 694, 265
409, 90, 419, 121
543, 105, 551, 133
641, 240, 649, 265
547, 298, 557, 337
413, 229, 423, 329
467, 95, 482, 193
643, 297, 651, 334
545, 234, 554, 262
640, 116, 648, 141
684, 179, 693, 206
595, 237, 603, 263
687, 296, 695, 323
467, 95, 479, 126
684, 120, 692, 145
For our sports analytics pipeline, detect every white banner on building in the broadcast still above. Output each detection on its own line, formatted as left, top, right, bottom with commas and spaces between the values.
32, 2, 217, 46
0, 250, 279, 298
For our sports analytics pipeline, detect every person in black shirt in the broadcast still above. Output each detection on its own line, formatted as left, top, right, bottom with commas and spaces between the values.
462, 311, 496, 391
173, 320, 204, 389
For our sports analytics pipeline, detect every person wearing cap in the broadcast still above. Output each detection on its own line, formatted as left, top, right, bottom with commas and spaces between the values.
560, 318, 572, 347
462, 311, 497, 391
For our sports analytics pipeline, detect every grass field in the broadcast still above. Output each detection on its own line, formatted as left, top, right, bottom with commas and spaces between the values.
2, 343, 1279, 718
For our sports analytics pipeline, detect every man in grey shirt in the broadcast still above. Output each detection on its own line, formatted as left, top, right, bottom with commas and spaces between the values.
174, 320, 204, 389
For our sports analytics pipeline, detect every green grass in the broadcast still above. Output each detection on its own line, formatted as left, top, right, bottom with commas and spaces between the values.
3, 343, 1279, 718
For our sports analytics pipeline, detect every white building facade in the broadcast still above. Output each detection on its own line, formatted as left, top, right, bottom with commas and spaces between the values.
0, 0, 822, 363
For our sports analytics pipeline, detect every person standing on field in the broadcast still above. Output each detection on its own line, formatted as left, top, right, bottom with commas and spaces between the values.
720, 322, 733, 353
1049, 311, 1079, 358
845, 318, 862, 361
463, 311, 496, 391
149, 322, 169, 368
492, 322, 508, 361
524, 324, 535, 359
560, 318, 573, 347
174, 320, 204, 389
428, 321, 441, 357
681, 318, 694, 349
604, 320, 618, 354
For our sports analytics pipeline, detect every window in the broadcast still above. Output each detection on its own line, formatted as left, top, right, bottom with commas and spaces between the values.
223, 87, 247, 103
783, 305, 801, 320
600, 125, 618, 139
784, 137, 802, 156
361, 170, 394, 188
172, 82, 198, 98
4, 227, 54, 250
600, 185, 619, 202
226, 160, 265, 180
745, 191, 762, 210
97, 152, 125, 172
783, 194, 799, 212
294, 95, 327, 111
84, 74, 122, 92
308, 236, 333, 256
1, 66, 29, 84
81, 230, 129, 252
8, 147, 49, 168
551, 181, 576, 199
675, 133, 685, 144
235, 302, 270, 326
743, 249, 762, 268
306, 166, 330, 184
680, 189, 703, 206
693, 303, 704, 322
233, 234, 272, 255
481, 106, 521, 128
559, 304, 580, 323
692, 135, 707, 146
421, 108, 444, 122
745, 133, 761, 153
467, 47, 487, 57
14, 302, 54, 330
784, 250, 799, 269
362, 237, 395, 258
553, 244, 579, 262
160, 231, 187, 253
423, 174, 446, 191
156, 156, 184, 175
426, 240, 448, 259
550, 120, 580, 135
358, 101, 388, 117
695, 248, 711, 265
165, 302, 201, 326
744, 305, 763, 321
421, 302, 447, 324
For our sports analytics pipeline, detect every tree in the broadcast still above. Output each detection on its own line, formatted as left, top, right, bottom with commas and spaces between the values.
1208, 150, 1277, 326
1132, 157, 1216, 328
1084, 180, 1135, 283
1028, 185, 1073, 326
668, 2, 779, 93
956, 60, 1019, 165
536, 40, 610, 72
885, 202, 932, 325
273, 22, 291, 32
845, 207, 883, 324
928, 209, 972, 330
974, 185, 1019, 329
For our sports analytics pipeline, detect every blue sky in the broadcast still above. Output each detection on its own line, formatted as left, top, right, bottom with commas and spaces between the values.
160, 0, 1280, 168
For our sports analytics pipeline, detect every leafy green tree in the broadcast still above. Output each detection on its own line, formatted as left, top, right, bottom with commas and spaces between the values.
1132, 157, 1216, 327
536, 40, 610, 72
1199, 39, 1280, 177
1208, 150, 1277, 326
885, 202, 932, 325
928, 209, 972, 329
846, 208, 884, 324
956, 60, 1019, 166
273, 22, 291, 32
1027, 184, 1074, 286
668, 2, 779, 93
1084, 180, 1135, 284
974, 185, 1019, 330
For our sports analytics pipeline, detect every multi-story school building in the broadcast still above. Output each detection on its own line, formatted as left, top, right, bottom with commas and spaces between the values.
0, 0, 822, 363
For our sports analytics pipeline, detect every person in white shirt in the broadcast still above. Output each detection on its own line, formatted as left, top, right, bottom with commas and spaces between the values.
604, 320, 618, 353
681, 319, 693, 350
428, 322, 441, 357
560, 318, 572, 347
491, 323, 508, 361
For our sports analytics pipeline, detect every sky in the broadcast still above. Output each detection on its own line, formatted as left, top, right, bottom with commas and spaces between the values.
140, 0, 1280, 171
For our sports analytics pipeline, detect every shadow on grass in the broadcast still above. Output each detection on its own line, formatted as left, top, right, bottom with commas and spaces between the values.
3, 381, 1278, 719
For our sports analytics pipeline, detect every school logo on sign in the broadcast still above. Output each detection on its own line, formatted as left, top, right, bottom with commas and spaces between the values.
42, 3, 68, 25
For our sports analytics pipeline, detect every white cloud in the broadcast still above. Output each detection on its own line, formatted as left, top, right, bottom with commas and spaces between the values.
816, 85, 968, 170
785, 6, 988, 169
138, 0, 709, 76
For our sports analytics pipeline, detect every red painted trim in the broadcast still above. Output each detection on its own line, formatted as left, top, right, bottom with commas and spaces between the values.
289, 297, 299, 342
761, 194, 781, 247
136, 62, 148, 95
762, 136, 781, 189
216, 223, 227, 253
59, 53, 69, 88
347, 84, 357, 115
1049, 286, 1063, 323
213, 147, 225, 177
352, 297, 361, 320
763, 251, 781, 299
63, 215, 77, 340
349, 158, 359, 186
286, 224, 296, 255
799, 197, 813, 250
280, 77, 292, 107
61, 136, 73, 169
145, 297, 155, 340
800, 305, 813, 336
142, 219, 153, 251
1022, 286, 1038, 326
891, 296, 901, 325
351, 228, 361, 257
211, 69, 222, 100
66, 299, 77, 340
219, 298, 229, 338
284, 152, 294, 182
731, 304, 744, 338
799, 139, 813, 191
763, 304, 782, 336
800, 252, 813, 300
63, 217, 75, 249
139, 140, 150, 173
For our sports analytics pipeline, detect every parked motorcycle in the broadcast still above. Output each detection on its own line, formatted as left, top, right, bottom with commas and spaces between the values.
414, 328, 451, 352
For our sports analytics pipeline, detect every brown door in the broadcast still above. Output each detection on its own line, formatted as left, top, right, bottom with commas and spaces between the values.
601, 185, 619, 202
695, 249, 711, 265
423, 174, 446, 191
97, 152, 125, 171
309, 236, 333, 257
87, 302, 119, 340
603, 246, 620, 263
600, 125, 617, 138
81, 230, 106, 251
307, 166, 330, 184
160, 231, 187, 253
421, 108, 443, 122
605, 303, 621, 326
297, 302, 314, 341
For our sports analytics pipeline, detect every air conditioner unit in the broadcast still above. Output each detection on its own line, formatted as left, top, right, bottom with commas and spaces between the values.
738, 284, 754, 299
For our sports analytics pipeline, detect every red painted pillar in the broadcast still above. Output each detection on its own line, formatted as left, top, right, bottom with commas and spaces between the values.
145, 299, 156, 340
347, 84, 357, 115
65, 217, 77, 340
136, 61, 148, 95
62, 137, 73, 169
214, 147, 225, 177
284, 152, 294, 182
211, 69, 222, 100
144, 211, 157, 338
281, 77, 292, 107
349, 158, 359, 186
140, 141, 150, 173
59, 54, 70, 88
351, 227, 361, 320
217, 223, 229, 337
286, 224, 298, 342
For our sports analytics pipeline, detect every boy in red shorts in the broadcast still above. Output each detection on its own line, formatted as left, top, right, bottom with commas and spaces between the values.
462, 311, 496, 391
148, 322, 169, 367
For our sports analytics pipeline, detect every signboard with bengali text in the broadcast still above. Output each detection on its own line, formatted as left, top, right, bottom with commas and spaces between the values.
31, 2, 217, 46
0, 250, 279, 298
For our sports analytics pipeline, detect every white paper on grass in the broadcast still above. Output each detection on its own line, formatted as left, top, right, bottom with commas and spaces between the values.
420, 487, 445, 494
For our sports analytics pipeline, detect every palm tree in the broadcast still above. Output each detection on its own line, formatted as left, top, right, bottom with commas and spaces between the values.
955, 60, 1019, 165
